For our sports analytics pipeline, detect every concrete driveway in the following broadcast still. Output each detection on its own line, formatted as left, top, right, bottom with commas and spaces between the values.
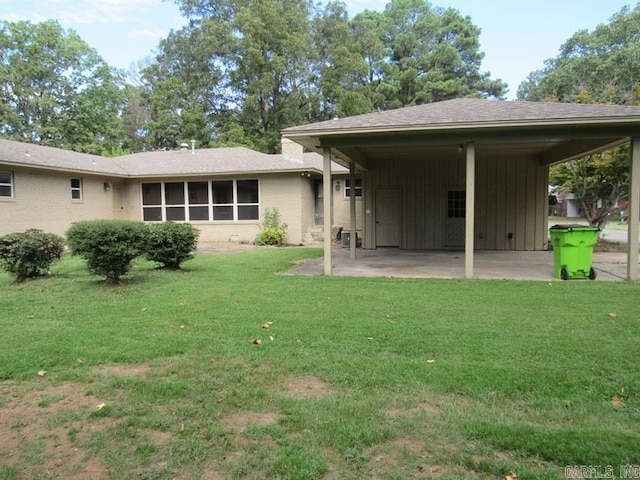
287, 247, 633, 281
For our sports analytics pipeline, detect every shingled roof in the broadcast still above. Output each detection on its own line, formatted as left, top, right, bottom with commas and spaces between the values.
282, 98, 640, 135
0, 138, 127, 176
0, 139, 344, 177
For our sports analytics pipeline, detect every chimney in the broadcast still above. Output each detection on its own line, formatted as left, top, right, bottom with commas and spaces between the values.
281, 137, 304, 163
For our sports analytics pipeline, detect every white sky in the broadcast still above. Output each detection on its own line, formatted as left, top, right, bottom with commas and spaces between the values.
0, 0, 636, 98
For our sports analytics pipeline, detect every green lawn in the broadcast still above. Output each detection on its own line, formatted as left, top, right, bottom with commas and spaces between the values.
1, 248, 639, 479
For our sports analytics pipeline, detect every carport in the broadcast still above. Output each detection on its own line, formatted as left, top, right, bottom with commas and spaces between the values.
282, 99, 640, 280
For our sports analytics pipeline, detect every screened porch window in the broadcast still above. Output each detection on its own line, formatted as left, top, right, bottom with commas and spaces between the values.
141, 180, 259, 222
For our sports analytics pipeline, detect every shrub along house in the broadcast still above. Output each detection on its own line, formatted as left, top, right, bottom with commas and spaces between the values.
0, 138, 362, 245
282, 98, 640, 280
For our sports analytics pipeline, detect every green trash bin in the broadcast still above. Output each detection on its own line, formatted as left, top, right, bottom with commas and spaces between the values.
549, 224, 600, 280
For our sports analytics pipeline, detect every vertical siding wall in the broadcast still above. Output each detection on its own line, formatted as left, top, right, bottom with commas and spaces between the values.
0, 168, 116, 237
364, 152, 548, 251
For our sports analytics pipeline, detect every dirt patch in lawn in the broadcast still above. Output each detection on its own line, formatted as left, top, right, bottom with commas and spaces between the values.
282, 375, 332, 399
0, 380, 110, 479
220, 411, 282, 433
93, 363, 151, 377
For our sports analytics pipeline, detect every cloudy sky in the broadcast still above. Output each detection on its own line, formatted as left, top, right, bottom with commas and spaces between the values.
1, 0, 635, 98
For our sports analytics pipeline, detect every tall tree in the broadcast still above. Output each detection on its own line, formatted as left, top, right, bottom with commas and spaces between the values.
156, 0, 505, 151
518, 5, 640, 104
518, 5, 639, 226
0, 20, 127, 154
381, 0, 505, 108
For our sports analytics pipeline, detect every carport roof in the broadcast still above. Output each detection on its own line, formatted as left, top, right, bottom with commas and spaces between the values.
283, 98, 640, 134
282, 98, 640, 169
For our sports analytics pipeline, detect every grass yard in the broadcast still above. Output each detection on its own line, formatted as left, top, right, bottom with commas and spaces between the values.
0, 247, 639, 480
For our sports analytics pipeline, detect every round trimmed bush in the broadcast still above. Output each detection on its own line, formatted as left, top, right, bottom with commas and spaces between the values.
66, 220, 148, 283
145, 222, 200, 269
0, 229, 65, 282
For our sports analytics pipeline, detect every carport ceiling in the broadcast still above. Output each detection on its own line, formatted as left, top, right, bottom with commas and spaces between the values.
332, 138, 624, 166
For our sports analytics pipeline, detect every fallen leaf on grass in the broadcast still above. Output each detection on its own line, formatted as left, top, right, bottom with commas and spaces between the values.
248, 339, 262, 345
96, 402, 106, 410
269, 335, 274, 341
612, 396, 624, 407
427, 359, 436, 364
261, 322, 273, 329
141, 308, 148, 312
37, 370, 46, 377
608, 312, 616, 318
505, 473, 518, 480
366, 337, 374, 340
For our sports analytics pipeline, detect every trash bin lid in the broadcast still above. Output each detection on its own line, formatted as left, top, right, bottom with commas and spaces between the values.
549, 224, 600, 231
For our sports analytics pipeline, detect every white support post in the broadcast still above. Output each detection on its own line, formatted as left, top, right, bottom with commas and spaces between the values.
465, 142, 475, 279
323, 148, 333, 275
628, 137, 640, 281
349, 162, 357, 260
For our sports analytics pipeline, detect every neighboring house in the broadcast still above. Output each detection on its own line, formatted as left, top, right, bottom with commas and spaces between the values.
555, 190, 581, 217
0, 138, 364, 245
282, 98, 640, 280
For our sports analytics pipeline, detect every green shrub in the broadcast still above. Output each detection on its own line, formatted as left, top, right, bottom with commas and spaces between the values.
255, 207, 288, 246
145, 222, 200, 269
0, 229, 65, 282
66, 220, 148, 283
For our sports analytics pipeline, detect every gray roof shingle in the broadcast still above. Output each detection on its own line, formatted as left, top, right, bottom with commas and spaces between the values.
0, 139, 345, 177
282, 98, 640, 135
0, 138, 127, 175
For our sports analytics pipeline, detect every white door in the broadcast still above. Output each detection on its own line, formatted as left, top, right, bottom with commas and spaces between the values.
445, 189, 465, 248
375, 188, 401, 247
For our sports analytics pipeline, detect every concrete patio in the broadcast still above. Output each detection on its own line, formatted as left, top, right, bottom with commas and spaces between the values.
286, 247, 633, 281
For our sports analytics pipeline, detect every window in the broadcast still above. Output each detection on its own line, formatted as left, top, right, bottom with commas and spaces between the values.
447, 190, 466, 218
71, 178, 83, 200
188, 182, 209, 221
212, 180, 234, 220
141, 180, 259, 222
0, 171, 13, 198
165, 182, 185, 221
237, 179, 259, 220
142, 183, 162, 221
344, 178, 362, 198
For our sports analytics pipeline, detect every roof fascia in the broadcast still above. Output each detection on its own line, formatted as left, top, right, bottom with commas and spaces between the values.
0, 161, 127, 178
284, 116, 640, 137
313, 124, 640, 150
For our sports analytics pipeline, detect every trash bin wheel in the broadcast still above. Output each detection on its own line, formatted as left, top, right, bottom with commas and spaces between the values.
560, 267, 569, 281
589, 268, 597, 281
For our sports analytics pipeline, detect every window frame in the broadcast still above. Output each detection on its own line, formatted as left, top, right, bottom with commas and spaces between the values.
447, 190, 466, 219
344, 178, 363, 198
70, 178, 83, 201
0, 171, 14, 199
141, 179, 260, 222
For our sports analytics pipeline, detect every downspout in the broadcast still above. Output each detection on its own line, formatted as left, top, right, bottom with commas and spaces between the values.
628, 137, 640, 281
